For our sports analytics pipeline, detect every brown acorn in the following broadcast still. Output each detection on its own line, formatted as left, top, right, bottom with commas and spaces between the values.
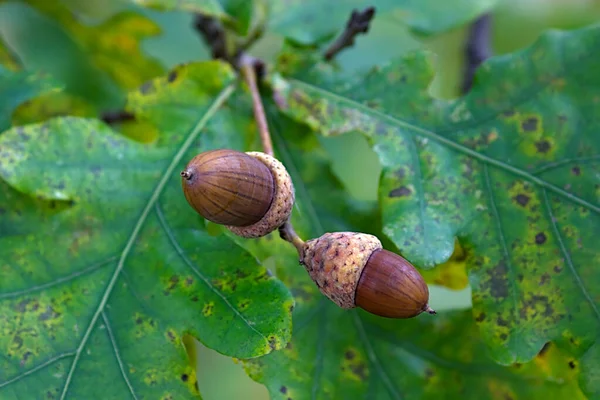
300, 232, 434, 319
181, 149, 294, 238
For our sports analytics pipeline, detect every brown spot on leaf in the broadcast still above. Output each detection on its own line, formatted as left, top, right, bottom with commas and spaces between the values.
535, 232, 547, 244
389, 186, 412, 197
350, 363, 367, 380
181, 374, 188, 382
345, 350, 355, 360
514, 194, 530, 206
475, 313, 486, 322
168, 70, 178, 82
569, 360, 576, 369
503, 109, 515, 117
572, 166, 581, 176
539, 273, 550, 285
485, 262, 509, 299
497, 316, 509, 327
268, 336, 277, 350
280, 386, 287, 394
553, 265, 563, 274
535, 140, 551, 153
140, 81, 154, 94
538, 342, 551, 356
521, 117, 538, 132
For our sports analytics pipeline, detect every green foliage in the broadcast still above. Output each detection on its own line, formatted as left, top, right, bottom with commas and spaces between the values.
0, 67, 59, 131
1, 0, 599, 399
0, 63, 292, 399
266, 0, 497, 44
270, 23, 600, 369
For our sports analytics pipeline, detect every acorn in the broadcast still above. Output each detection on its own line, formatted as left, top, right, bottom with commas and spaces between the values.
180, 149, 295, 238
300, 232, 434, 319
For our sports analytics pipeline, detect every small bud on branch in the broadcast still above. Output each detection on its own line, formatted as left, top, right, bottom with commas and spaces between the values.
324, 7, 376, 61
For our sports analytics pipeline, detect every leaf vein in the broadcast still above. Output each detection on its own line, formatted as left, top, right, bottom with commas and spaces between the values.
353, 313, 402, 399
154, 202, 268, 343
58, 83, 235, 400
309, 308, 327, 400
483, 164, 521, 350
541, 189, 600, 321
531, 155, 600, 175
288, 79, 600, 214
0, 256, 118, 300
102, 311, 138, 400
0, 352, 75, 389
409, 135, 430, 260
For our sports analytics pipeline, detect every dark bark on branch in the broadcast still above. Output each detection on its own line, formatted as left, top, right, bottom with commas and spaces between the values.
100, 110, 135, 125
462, 13, 493, 93
324, 7, 376, 61
193, 13, 230, 61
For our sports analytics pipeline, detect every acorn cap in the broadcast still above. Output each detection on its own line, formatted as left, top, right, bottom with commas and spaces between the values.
301, 232, 434, 319
301, 232, 382, 308
227, 151, 295, 238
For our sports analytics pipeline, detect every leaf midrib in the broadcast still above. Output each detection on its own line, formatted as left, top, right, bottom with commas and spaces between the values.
288, 78, 600, 215
58, 83, 236, 400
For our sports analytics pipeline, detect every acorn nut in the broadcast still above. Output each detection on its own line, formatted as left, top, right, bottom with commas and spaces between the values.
300, 232, 435, 319
181, 149, 295, 238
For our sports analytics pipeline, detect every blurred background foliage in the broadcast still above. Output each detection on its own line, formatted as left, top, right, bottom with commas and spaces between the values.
1, 0, 599, 398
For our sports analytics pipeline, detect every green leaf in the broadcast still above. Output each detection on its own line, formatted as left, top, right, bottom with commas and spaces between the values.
134, 0, 227, 18
267, 0, 498, 45
219, 0, 254, 35
0, 1, 164, 110
581, 339, 600, 397
0, 67, 60, 131
0, 38, 19, 70
242, 109, 585, 399
0, 62, 293, 399
270, 22, 600, 368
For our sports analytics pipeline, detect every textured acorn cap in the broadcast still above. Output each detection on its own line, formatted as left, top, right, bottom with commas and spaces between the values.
301, 231, 434, 319
301, 232, 382, 308
227, 151, 295, 238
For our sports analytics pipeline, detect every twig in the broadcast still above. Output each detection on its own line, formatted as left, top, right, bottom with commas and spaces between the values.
462, 13, 492, 93
100, 110, 135, 125
194, 12, 305, 252
193, 13, 230, 61
324, 7, 376, 61
279, 221, 305, 255
239, 54, 273, 156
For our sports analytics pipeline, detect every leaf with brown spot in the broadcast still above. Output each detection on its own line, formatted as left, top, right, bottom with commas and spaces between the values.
0, 62, 292, 399
241, 108, 585, 400
270, 21, 600, 380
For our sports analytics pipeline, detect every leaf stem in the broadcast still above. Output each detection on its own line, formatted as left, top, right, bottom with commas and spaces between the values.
279, 221, 305, 255
240, 54, 273, 156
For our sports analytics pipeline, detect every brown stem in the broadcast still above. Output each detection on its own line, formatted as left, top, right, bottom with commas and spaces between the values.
279, 221, 305, 255
238, 55, 306, 254
324, 7, 376, 61
462, 13, 492, 93
193, 13, 231, 62
240, 55, 273, 156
